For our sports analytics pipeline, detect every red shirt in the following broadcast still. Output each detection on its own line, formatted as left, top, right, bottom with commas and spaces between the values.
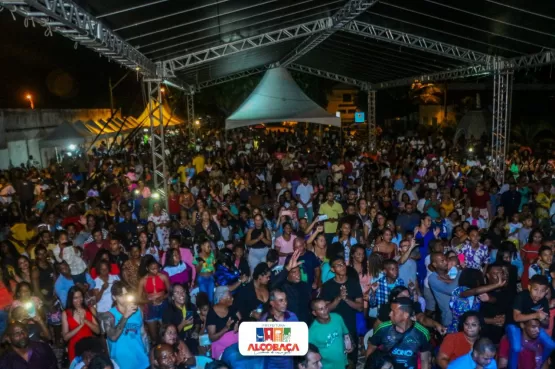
470, 191, 489, 209
168, 195, 180, 215
499, 335, 543, 369
83, 240, 109, 265
90, 263, 120, 279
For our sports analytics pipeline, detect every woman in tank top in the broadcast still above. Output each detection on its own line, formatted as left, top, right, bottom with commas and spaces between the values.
138, 256, 170, 343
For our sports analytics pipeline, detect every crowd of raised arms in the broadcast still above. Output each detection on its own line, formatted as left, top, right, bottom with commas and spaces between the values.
0, 125, 554, 369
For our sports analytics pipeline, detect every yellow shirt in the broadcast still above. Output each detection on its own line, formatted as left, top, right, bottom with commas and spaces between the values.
177, 166, 187, 183
10, 223, 37, 254
192, 155, 205, 173
319, 201, 344, 234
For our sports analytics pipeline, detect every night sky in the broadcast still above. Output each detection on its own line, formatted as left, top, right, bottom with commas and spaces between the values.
0, 11, 142, 113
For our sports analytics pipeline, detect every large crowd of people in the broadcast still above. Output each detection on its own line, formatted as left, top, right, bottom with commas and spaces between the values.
0, 124, 554, 369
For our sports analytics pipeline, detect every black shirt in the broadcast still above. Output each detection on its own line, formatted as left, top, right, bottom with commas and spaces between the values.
206, 306, 240, 332
320, 276, 362, 335
233, 282, 267, 321
109, 252, 129, 269
270, 268, 312, 325
370, 321, 432, 369
510, 291, 549, 324
480, 288, 512, 344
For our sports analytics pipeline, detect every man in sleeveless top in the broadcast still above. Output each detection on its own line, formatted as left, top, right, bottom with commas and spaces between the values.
104, 281, 149, 369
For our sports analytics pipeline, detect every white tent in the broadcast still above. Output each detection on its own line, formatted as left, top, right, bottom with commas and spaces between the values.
225, 67, 340, 130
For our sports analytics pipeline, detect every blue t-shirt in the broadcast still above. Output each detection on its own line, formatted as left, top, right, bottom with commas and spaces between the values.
448, 351, 497, 369
107, 307, 149, 369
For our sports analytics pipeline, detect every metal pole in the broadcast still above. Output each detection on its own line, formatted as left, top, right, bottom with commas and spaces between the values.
146, 79, 169, 209
109, 78, 114, 115
491, 57, 513, 185
187, 94, 195, 140
367, 88, 376, 151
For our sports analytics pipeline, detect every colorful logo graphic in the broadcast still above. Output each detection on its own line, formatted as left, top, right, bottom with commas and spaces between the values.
239, 322, 308, 356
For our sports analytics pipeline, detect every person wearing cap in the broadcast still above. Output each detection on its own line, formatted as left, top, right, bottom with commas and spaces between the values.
366, 297, 432, 369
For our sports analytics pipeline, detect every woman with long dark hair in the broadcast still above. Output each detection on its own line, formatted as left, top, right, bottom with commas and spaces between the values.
163, 248, 193, 287
161, 284, 198, 354
138, 256, 171, 343
61, 286, 100, 362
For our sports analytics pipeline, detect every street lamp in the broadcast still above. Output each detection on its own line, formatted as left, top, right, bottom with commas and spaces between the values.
195, 120, 200, 125
25, 94, 34, 109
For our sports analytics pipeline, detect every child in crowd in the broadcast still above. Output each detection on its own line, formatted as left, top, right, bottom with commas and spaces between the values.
369, 259, 404, 311
506, 275, 555, 369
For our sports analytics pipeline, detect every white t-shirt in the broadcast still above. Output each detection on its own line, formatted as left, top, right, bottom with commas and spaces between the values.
94, 275, 120, 313
296, 184, 314, 208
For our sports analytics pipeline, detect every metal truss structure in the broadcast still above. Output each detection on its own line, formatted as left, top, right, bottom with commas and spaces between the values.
4, 0, 155, 73
367, 90, 376, 151
193, 64, 370, 91
196, 66, 271, 90
376, 49, 555, 90
344, 21, 494, 65
5, 0, 555, 188
491, 59, 513, 185
186, 94, 195, 138
1, 0, 194, 92
146, 80, 169, 207
287, 64, 370, 90
278, 0, 379, 67
162, 18, 333, 75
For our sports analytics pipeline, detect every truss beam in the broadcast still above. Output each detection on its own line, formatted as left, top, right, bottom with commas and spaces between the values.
162, 18, 333, 75
287, 64, 370, 89
194, 64, 371, 91
3, 0, 156, 75
491, 59, 513, 185
278, 0, 379, 67
196, 66, 270, 90
376, 49, 555, 89
344, 21, 494, 64
146, 80, 169, 208
367, 90, 376, 151
186, 94, 195, 138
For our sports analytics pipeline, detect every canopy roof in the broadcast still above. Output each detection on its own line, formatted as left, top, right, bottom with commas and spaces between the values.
226, 67, 340, 130
4, 1, 555, 91
40, 100, 184, 147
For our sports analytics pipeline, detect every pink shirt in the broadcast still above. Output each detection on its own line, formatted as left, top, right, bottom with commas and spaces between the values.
275, 235, 297, 265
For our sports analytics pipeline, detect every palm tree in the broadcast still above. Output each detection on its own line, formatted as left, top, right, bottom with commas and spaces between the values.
409, 82, 444, 105
510, 120, 555, 149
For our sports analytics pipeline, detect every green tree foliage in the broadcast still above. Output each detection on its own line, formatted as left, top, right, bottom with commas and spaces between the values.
510, 119, 555, 148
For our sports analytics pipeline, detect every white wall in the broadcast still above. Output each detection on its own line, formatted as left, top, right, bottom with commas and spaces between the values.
7, 140, 29, 168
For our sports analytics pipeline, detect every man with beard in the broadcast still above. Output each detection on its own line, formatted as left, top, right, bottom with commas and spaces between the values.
0, 322, 58, 369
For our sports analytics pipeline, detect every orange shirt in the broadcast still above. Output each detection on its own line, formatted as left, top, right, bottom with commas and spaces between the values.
439, 332, 472, 363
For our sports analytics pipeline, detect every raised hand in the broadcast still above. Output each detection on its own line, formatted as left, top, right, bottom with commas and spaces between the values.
225, 317, 234, 330
286, 250, 303, 271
